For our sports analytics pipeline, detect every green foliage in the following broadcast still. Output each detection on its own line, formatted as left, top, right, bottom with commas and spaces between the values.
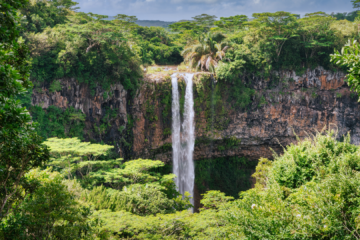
331, 11, 358, 21
212, 61, 255, 110
24, 131, 360, 239
145, 99, 158, 122
27, 12, 143, 97
44, 137, 113, 160
195, 156, 257, 198
224, 136, 241, 149
133, 26, 183, 65
0, 0, 50, 221
252, 157, 273, 189
192, 14, 217, 31
41, 138, 192, 216
114, 14, 137, 23
0, 168, 102, 239
152, 143, 172, 156
43, 142, 193, 216
225, 130, 360, 239
214, 11, 352, 82
258, 95, 267, 107
94, 208, 232, 239
49, 79, 62, 92
30, 105, 85, 139
250, 11, 299, 62
83, 183, 191, 216
43, 137, 114, 181
169, 21, 204, 34
20, 0, 79, 34
217, 136, 241, 151
227, 78, 255, 109
331, 39, 360, 99
193, 74, 232, 131
352, 0, 360, 10
6, 4, 360, 238
214, 15, 248, 32
182, 32, 229, 73
272, 131, 357, 189
200, 190, 234, 210
159, 81, 172, 124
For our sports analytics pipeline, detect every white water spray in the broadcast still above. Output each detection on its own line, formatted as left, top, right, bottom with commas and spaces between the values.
172, 73, 195, 208
171, 74, 181, 191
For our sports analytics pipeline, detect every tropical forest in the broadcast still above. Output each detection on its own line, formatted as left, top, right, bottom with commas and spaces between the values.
3, 0, 360, 239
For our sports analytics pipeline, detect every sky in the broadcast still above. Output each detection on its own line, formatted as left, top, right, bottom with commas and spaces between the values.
74, 0, 355, 21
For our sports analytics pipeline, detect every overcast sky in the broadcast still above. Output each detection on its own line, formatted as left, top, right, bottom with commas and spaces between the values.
75, 0, 355, 21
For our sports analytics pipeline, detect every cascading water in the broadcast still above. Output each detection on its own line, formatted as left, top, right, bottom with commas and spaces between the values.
171, 74, 181, 192
180, 73, 195, 207
172, 73, 195, 208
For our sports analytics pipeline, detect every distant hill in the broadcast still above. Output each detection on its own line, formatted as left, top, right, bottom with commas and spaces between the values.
106, 17, 176, 28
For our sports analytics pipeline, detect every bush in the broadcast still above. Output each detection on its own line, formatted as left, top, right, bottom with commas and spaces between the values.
0, 169, 101, 239
49, 80, 62, 93
225, 130, 360, 239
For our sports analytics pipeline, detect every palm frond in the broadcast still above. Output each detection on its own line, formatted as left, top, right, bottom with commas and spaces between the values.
216, 51, 225, 60
222, 46, 229, 52
205, 56, 214, 70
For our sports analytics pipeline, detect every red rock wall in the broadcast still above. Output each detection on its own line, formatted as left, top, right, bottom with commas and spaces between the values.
31, 67, 359, 163
130, 67, 360, 162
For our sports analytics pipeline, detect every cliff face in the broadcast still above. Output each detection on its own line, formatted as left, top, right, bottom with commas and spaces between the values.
31, 67, 359, 162
131, 67, 358, 162
31, 77, 130, 156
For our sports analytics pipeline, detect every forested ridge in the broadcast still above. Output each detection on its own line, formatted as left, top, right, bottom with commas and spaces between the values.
3, 0, 360, 238
16, 0, 360, 142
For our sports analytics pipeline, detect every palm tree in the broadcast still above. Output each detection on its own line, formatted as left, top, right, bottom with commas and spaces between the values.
181, 32, 230, 73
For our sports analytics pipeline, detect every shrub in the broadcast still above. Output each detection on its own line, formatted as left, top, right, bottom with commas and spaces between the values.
49, 80, 62, 93
225, 130, 360, 239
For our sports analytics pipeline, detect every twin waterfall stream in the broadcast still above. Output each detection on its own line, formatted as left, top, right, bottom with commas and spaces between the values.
171, 73, 195, 210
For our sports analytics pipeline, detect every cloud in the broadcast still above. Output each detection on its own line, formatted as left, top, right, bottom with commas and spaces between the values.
188, 0, 219, 3
74, 0, 354, 21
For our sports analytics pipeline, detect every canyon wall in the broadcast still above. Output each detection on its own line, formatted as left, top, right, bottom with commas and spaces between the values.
31, 67, 359, 163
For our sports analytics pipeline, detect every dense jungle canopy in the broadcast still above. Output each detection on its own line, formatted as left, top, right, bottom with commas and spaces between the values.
3, 0, 360, 238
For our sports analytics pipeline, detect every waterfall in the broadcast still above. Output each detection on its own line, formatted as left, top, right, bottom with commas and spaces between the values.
171, 74, 181, 192
172, 73, 195, 208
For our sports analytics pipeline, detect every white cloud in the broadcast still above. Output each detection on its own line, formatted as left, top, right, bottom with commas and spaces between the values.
75, 0, 354, 21
189, 0, 218, 2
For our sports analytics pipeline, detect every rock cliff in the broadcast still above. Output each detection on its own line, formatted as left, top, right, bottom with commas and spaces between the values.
31, 67, 358, 163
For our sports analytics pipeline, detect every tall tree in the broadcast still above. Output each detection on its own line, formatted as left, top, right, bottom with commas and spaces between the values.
20, 0, 78, 33
0, 0, 49, 220
192, 14, 217, 31
298, 12, 336, 64
214, 15, 248, 32
169, 21, 204, 34
251, 11, 298, 62
114, 14, 138, 23
182, 32, 229, 73
352, 0, 360, 10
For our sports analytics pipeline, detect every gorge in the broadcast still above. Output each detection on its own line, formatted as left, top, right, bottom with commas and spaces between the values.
29, 66, 357, 204
5, 1, 360, 237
